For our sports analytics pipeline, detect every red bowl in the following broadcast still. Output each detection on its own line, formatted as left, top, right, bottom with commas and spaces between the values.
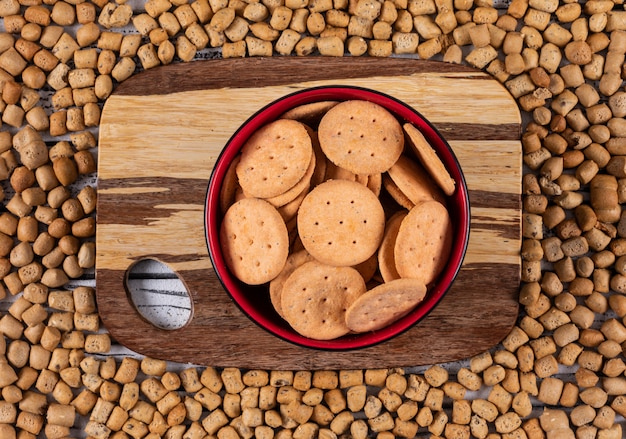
205, 86, 470, 350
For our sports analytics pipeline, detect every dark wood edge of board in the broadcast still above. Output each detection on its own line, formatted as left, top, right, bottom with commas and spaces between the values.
114, 58, 499, 96
96, 262, 520, 369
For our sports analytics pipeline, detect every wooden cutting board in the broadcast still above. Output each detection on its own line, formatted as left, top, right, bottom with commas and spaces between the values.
96, 57, 522, 370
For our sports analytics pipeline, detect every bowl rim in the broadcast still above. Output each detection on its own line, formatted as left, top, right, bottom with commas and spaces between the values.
205, 85, 471, 351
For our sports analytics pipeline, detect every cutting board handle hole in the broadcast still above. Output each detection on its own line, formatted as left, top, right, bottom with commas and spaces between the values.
125, 258, 193, 330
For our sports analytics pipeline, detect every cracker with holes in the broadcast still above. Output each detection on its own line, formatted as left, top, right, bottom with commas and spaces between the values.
394, 200, 453, 285
345, 278, 427, 333
281, 260, 366, 340
353, 253, 378, 283
269, 249, 316, 319
220, 198, 289, 285
236, 119, 313, 199
297, 179, 385, 267
307, 126, 328, 188
317, 100, 404, 174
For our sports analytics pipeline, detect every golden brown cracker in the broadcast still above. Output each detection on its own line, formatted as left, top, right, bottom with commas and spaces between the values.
286, 215, 299, 246
269, 250, 315, 319
297, 179, 385, 267
382, 173, 415, 210
236, 119, 313, 199
367, 173, 382, 197
318, 100, 404, 175
281, 261, 366, 340
353, 252, 378, 283
220, 198, 289, 285
355, 173, 369, 187
277, 185, 308, 223
345, 278, 427, 333
386, 155, 446, 206
378, 210, 408, 283
280, 100, 339, 124
264, 149, 316, 207
219, 153, 241, 215
394, 200, 453, 285
403, 122, 456, 196
309, 127, 327, 188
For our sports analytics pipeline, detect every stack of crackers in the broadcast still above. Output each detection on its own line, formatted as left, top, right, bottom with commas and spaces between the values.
219, 98, 459, 341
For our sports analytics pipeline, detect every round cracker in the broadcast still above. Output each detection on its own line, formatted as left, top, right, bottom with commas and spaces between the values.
386, 155, 446, 206
308, 126, 327, 188
281, 261, 366, 340
297, 179, 385, 267
265, 149, 316, 208
220, 198, 289, 285
394, 200, 453, 285
367, 173, 382, 197
236, 119, 313, 199
269, 249, 315, 319
403, 122, 456, 196
280, 100, 339, 124
345, 278, 427, 333
318, 100, 404, 175
378, 210, 408, 283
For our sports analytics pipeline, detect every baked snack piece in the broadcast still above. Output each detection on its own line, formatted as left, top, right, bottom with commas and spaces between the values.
382, 173, 415, 210
345, 278, 427, 333
317, 100, 404, 175
403, 122, 456, 196
297, 179, 385, 267
264, 149, 316, 207
219, 97, 461, 339
219, 153, 241, 215
236, 119, 313, 199
280, 100, 339, 124
386, 155, 446, 206
281, 261, 366, 340
377, 210, 408, 283
220, 198, 290, 285
394, 200, 453, 285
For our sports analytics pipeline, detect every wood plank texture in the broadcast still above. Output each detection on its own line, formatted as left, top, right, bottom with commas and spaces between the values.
96, 58, 522, 369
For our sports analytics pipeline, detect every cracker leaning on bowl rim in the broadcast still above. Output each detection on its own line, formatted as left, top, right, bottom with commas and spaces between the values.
403, 122, 456, 196
236, 119, 313, 199
345, 278, 428, 333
